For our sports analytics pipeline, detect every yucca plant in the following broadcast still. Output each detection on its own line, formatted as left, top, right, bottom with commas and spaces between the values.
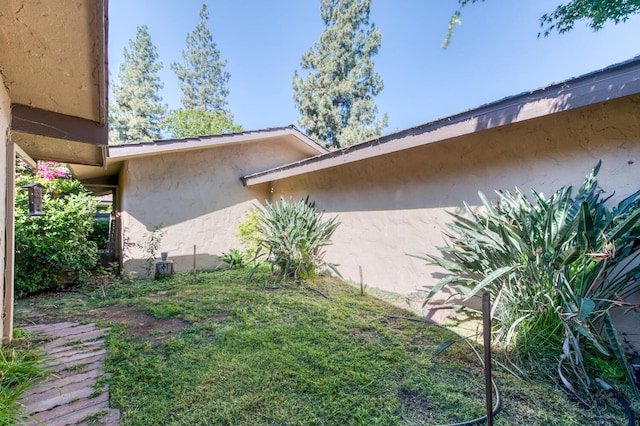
418, 162, 640, 402
251, 197, 340, 281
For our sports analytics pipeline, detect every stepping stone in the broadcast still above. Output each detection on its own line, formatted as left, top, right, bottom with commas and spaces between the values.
19, 322, 120, 425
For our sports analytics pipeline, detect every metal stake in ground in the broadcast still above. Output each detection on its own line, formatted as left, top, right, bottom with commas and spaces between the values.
483, 291, 493, 426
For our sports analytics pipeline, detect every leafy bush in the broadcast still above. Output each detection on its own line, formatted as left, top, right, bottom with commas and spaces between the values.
252, 197, 339, 281
89, 219, 110, 249
220, 248, 245, 269
236, 207, 262, 259
419, 162, 640, 402
15, 162, 98, 296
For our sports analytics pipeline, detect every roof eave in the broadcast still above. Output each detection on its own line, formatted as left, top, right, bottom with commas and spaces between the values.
242, 57, 640, 187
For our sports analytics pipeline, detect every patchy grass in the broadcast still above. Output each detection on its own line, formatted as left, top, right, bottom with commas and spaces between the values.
0, 330, 50, 425
15, 269, 638, 425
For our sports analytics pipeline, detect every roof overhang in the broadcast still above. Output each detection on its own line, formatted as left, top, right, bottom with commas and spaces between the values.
70, 126, 327, 194
242, 57, 640, 187
1, 0, 109, 167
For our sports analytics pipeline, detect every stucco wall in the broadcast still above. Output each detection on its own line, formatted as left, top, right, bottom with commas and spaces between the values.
272, 95, 640, 303
0, 77, 10, 342
120, 140, 307, 276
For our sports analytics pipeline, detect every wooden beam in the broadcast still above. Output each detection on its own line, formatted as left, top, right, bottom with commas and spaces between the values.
14, 143, 37, 168
3, 140, 15, 344
11, 104, 108, 146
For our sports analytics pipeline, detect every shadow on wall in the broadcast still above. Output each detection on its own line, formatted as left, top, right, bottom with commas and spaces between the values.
123, 253, 223, 278
273, 94, 640, 215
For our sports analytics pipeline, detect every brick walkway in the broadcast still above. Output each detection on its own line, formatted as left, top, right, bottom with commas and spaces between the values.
18, 322, 120, 425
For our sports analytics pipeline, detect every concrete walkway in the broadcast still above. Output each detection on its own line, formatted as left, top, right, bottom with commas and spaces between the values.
18, 322, 120, 426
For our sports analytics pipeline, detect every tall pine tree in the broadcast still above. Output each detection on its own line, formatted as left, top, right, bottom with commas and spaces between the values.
171, 4, 230, 113
293, 0, 387, 149
110, 25, 166, 145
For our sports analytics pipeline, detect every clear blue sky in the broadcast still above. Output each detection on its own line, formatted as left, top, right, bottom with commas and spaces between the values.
108, 0, 640, 136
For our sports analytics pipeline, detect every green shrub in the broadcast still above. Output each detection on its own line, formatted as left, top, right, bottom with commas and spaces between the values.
418, 162, 640, 402
252, 197, 339, 281
236, 207, 261, 259
89, 219, 110, 249
220, 248, 245, 269
15, 162, 98, 296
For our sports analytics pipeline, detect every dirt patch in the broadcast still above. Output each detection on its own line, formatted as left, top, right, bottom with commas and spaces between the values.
398, 387, 431, 423
87, 304, 190, 341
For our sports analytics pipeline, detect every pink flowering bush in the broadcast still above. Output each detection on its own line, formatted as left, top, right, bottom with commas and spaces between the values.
14, 160, 97, 296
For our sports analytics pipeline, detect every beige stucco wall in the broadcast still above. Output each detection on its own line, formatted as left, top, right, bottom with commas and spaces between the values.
120, 140, 309, 276
0, 77, 11, 342
271, 95, 640, 307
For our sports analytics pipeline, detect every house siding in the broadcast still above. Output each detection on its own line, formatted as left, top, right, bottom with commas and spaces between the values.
120, 140, 309, 276
271, 95, 640, 301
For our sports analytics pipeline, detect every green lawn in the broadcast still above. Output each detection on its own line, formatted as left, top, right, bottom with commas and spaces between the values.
15, 269, 635, 425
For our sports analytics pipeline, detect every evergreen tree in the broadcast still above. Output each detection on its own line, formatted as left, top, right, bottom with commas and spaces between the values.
163, 109, 242, 139
172, 4, 230, 113
110, 25, 166, 144
293, 0, 387, 149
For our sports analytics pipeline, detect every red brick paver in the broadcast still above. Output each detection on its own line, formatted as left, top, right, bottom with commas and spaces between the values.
19, 322, 120, 425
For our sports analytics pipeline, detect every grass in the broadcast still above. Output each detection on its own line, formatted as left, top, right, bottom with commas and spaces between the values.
14, 268, 638, 425
0, 330, 50, 426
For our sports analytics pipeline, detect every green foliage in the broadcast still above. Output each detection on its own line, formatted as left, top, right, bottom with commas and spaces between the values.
171, 4, 230, 113
419, 162, 640, 402
252, 197, 339, 281
293, 0, 388, 149
141, 224, 166, 278
0, 342, 49, 425
236, 207, 262, 259
15, 167, 98, 296
89, 219, 110, 250
162, 108, 242, 138
220, 248, 245, 269
110, 24, 167, 145
444, 0, 640, 47
540, 0, 640, 36
22, 272, 629, 424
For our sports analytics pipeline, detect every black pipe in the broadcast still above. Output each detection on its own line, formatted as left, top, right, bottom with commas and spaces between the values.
595, 378, 635, 426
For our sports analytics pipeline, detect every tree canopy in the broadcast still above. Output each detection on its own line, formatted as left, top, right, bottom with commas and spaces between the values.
162, 109, 242, 139
109, 25, 166, 144
171, 4, 231, 113
293, 0, 387, 149
444, 0, 640, 47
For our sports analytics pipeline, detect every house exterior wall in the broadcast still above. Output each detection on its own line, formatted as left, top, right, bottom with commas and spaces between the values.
120, 141, 306, 276
0, 78, 12, 343
271, 95, 640, 304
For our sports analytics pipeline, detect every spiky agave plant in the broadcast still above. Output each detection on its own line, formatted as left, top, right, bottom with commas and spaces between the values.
251, 197, 340, 281
417, 162, 640, 402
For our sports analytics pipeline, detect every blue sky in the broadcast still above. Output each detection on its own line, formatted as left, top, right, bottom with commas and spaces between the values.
109, 0, 640, 135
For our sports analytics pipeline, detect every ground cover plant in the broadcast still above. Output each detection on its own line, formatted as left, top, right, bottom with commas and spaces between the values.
0, 330, 49, 425
420, 162, 640, 404
14, 269, 636, 425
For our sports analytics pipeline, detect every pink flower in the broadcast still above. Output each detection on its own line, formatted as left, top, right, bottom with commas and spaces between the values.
39, 170, 55, 180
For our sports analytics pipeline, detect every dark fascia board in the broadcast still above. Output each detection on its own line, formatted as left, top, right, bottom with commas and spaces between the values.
11, 104, 108, 146
242, 56, 640, 187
